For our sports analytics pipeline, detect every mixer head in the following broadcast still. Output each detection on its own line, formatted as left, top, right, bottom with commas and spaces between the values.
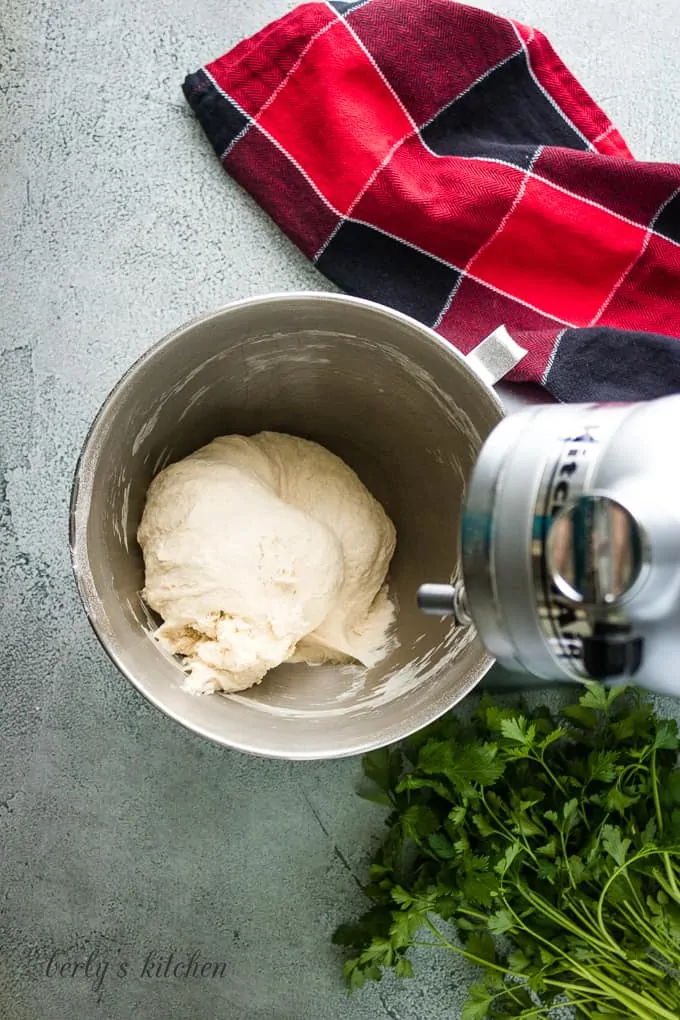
418, 396, 680, 696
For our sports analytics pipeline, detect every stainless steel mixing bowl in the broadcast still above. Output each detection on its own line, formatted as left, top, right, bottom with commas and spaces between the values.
70, 293, 503, 759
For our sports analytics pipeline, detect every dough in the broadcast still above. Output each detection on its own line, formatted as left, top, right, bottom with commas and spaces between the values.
137, 431, 397, 694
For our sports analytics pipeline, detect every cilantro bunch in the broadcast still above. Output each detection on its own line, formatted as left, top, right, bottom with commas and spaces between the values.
334, 683, 680, 1019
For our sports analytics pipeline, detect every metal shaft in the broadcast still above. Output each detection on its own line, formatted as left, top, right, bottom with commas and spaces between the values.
417, 582, 472, 625
417, 583, 456, 615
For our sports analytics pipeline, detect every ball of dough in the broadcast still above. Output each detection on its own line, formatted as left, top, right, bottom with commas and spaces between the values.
137, 431, 397, 694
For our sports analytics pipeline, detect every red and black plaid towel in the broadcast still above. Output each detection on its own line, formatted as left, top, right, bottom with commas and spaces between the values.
183, 0, 680, 402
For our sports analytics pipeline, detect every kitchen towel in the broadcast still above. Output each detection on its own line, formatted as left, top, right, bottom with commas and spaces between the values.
183, 0, 680, 401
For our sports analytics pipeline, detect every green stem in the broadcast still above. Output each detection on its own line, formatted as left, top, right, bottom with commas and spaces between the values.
531, 751, 569, 799
506, 887, 678, 1016
597, 846, 680, 943
654, 866, 680, 907
486, 983, 567, 1018
543, 990, 629, 1019
617, 901, 680, 969
480, 791, 537, 861
566, 959, 680, 1020
647, 748, 680, 920
652, 749, 664, 835
582, 894, 669, 977
456, 907, 491, 922
516, 884, 617, 957
664, 858, 680, 902
565, 895, 622, 954
559, 829, 576, 888
623, 869, 648, 915
565, 967, 668, 1020
422, 917, 512, 979
506, 994, 599, 1018
542, 979, 611, 997
618, 761, 650, 784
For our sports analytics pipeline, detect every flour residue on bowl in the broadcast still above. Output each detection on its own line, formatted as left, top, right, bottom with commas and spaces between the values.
224, 616, 476, 720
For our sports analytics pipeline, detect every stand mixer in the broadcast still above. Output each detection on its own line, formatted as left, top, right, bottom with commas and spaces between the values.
418, 395, 680, 697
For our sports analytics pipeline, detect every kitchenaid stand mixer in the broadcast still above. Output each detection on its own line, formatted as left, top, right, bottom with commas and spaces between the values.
419, 396, 680, 697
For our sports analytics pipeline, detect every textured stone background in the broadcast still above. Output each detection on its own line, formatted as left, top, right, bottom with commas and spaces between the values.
1, 0, 679, 1017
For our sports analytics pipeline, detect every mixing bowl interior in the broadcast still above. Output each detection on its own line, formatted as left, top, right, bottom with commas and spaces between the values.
71, 296, 503, 758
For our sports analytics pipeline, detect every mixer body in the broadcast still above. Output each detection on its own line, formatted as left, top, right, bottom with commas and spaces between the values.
419, 395, 680, 696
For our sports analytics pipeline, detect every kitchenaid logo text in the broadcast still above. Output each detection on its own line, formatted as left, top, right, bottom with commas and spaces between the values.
45, 948, 228, 1000
543, 428, 600, 666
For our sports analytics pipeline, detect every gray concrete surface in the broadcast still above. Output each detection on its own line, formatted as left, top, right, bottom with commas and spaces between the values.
1, 0, 679, 1017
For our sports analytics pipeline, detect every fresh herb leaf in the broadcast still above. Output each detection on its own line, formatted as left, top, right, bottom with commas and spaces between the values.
587, 749, 620, 783
462, 872, 497, 907
336, 683, 680, 1020
609, 703, 654, 741
400, 804, 439, 841
507, 947, 530, 973
418, 740, 505, 791
661, 769, 680, 809
580, 681, 628, 712
394, 957, 413, 979
537, 858, 558, 882
487, 908, 514, 935
448, 804, 468, 826
601, 824, 632, 867
362, 747, 402, 793
561, 704, 598, 730
495, 842, 523, 877
428, 832, 456, 859
540, 727, 566, 750
654, 719, 680, 750
472, 812, 497, 837
500, 716, 537, 746
562, 797, 579, 833
461, 982, 498, 1020
606, 786, 639, 813
356, 781, 393, 807
395, 774, 454, 800
389, 910, 421, 947
465, 932, 497, 965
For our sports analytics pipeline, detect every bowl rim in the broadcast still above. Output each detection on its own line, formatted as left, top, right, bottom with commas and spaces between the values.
69, 290, 502, 758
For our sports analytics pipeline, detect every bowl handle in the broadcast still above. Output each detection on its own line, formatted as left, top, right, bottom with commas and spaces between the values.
465, 325, 527, 387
